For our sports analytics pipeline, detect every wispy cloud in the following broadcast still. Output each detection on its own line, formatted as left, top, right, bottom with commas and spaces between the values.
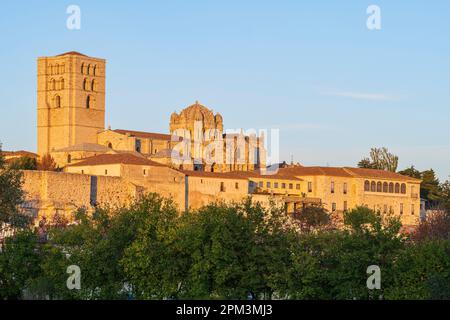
321, 91, 398, 101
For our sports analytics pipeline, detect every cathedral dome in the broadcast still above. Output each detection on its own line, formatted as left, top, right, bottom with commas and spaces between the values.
180, 101, 214, 123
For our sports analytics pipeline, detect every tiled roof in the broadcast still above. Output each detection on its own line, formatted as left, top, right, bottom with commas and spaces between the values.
54, 143, 110, 152
343, 167, 421, 182
1, 150, 38, 158
114, 129, 181, 141
66, 153, 164, 167
182, 171, 250, 180
56, 51, 88, 57
276, 166, 420, 182
182, 169, 302, 181
278, 166, 353, 177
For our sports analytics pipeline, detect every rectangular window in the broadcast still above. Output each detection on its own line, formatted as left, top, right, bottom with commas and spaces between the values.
343, 201, 348, 212
274, 182, 279, 188
266, 182, 271, 188
400, 203, 404, 215
296, 184, 300, 190
411, 204, 415, 215
105, 169, 108, 175
220, 182, 225, 192
259, 181, 263, 188
235, 182, 239, 189
289, 183, 293, 189
308, 182, 312, 192
332, 203, 336, 212
143, 169, 146, 176
343, 183, 348, 194
331, 181, 335, 193
282, 183, 286, 189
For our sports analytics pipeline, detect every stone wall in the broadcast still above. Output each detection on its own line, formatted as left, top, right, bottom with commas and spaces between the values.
21, 170, 137, 222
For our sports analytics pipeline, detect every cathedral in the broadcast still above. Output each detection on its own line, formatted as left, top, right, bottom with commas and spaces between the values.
37, 51, 266, 172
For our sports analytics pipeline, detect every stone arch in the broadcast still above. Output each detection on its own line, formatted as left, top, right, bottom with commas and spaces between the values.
401, 183, 406, 194
383, 182, 388, 193
377, 181, 382, 192
370, 181, 376, 192
364, 180, 370, 191
389, 182, 394, 193
54, 95, 61, 108
395, 183, 400, 193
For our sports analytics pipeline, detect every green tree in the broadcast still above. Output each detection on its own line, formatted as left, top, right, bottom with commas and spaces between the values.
291, 204, 332, 233
9, 156, 37, 170
420, 169, 442, 205
0, 144, 30, 231
358, 147, 398, 172
384, 240, 450, 299
0, 231, 41, 299
398, 165, 421, 179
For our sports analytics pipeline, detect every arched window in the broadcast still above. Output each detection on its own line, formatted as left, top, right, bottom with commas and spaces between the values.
55, 64, 59, 74
401, 183, 406, 194
91, 79, 96, 91
67, 154, 71, 164
60, 78, 64, 90
55, 95, 61, 108
88, 64, 93, 75
83, 78, 88, 91
86, 95, 91, 109
93, 65, 97, 76
81, 63, 85, 74
389, 182, 394, 193
364, 180, 370, 191
395, 183, 400, 194
107, 142, 112, 149
383, 182, 388, 193
49, 65, 53, 75
377, 182, 382, 192
371, 181, 376, 192
60, 64, 65, 73
52, 79, 56, 90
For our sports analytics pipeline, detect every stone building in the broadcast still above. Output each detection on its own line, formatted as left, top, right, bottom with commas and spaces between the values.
37, 52, 265, 172
17, 51, 423, 227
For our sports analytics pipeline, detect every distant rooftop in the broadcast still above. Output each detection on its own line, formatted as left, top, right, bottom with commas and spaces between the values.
66, 153, 164, 167
114, 129, 181, 141
56, 51, 88, 57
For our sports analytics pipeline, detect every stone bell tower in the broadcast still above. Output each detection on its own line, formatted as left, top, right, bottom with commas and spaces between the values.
37, 51, 106, 156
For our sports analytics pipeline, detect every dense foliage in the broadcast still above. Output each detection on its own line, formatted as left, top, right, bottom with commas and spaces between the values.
1, 193, 449, 300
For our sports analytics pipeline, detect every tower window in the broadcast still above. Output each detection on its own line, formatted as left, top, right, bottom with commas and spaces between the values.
86, 96, 91, 109
91, 79, 96, 91
83, 78, 88, 91
55, 95, 61, 108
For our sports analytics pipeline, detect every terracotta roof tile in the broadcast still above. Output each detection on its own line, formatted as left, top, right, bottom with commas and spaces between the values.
66, 153, 164, 167
343, 167, 421, 182
114, 129, 181, 141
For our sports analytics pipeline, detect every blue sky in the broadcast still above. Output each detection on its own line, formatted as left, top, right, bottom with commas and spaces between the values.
0, 0, 449, 181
